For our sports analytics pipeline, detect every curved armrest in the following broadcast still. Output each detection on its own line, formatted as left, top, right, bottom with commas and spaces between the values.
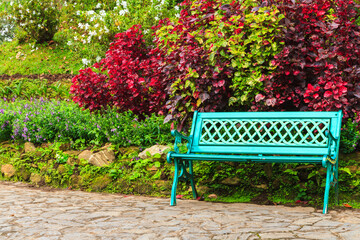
168, 130, 192, 163
171, 130, 190, 141
325, 130, 338, 142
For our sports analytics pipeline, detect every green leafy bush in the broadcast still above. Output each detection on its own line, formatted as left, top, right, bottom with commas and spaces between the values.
340, 116, 360, 154
8, 0, 60, 43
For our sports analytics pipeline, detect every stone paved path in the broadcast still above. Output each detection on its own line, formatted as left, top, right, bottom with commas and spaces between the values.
1, 181, 360, 240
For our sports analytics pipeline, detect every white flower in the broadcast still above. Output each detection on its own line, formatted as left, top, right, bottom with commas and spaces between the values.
87, 10, 95, 15
64, 1, 67, 7
121, 1, 127, 8
76, 11, 80, 15
174, 6, 179, 11
96, 3, 102, 8
94, 24, 99, 28
82, 58, 91, 66
98, 35, 102, 40
74, 36, 78, 41
10, 1, 13, 6
154, 16, 159, 21
96, 56, 102, 62
99, 10, 106, 17
119, 10, 126, 16
67, 41, 72, 46
175, 13, 180, 18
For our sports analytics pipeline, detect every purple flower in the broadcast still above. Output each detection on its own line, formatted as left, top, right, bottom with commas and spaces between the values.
0, 109, 4, 114
111, 128, 116, 132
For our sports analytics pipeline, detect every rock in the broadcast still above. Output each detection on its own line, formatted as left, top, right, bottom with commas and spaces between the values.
40, 143, 51, 149
59, 143, 71, 151
64, 150, 81, 156
100, 143, 112, 150
138, 145, 170, 159
24, 142, 36, 152
147, 165, 158, 171
1, 164, 16, 178
16, 167, 31, 181
196, 185, 210, 194
30, 173, 43, 185
208, 194, 218, 199
88, 149, 115, 167
78, 150, 92, 161
91, 175, 112, 191
57, 164, 66, 174
70, 175, 83, 188
67, 157, 80, 166
255, 184, 268, 189
221, 177, 241, 185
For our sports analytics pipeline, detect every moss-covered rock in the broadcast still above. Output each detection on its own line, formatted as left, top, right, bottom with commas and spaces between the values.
57, 164, 66, 174
30, 173, 44, 185
16, 167, 31, 181
90, 175, 112, 191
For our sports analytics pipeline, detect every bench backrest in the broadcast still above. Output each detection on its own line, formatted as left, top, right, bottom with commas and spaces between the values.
189, 111, 342, 156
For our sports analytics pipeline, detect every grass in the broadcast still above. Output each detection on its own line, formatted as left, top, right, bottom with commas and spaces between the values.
0, 40, 84, 75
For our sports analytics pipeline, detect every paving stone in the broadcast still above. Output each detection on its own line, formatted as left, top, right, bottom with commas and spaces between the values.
259, 232, 296, 239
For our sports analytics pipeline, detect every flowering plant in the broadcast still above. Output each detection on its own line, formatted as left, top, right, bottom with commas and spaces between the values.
8, 0, 60, 43
0, 98, 172, 147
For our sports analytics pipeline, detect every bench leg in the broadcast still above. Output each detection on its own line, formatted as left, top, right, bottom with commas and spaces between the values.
323, 162, 331, 214
189, 160, 198, 200
334, 161, 339, 205
170, 159, 180, 206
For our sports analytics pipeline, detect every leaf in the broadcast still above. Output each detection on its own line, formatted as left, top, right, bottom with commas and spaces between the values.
340, 167, 352, 175
153, 153, 161, 159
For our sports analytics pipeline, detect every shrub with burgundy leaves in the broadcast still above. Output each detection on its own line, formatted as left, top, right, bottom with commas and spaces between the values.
255, 0, 360, 121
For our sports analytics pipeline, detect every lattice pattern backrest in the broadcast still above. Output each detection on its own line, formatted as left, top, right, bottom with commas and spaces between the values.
199, 119, 330, 147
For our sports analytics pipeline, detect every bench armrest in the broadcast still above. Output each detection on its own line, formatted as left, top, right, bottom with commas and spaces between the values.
171, 130, 190, 141
167, 130, 192, 163
325, 130, 338, 142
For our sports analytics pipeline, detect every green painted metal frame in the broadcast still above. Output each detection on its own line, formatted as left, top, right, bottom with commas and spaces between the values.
167, 110, 343, 214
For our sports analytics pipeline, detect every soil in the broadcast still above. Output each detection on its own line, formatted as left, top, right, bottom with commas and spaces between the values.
0, 74, 75, 83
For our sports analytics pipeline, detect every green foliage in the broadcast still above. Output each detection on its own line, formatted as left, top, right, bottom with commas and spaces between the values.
0, 40, 83, 75
62, 0, 180, 46
340, 116, 360, 154
0, 79, 71, 100
204, 3, 284, 106
0, 99, 172, 147
8, 0, 60, 43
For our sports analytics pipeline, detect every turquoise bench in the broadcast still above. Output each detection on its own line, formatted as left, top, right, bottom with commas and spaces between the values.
167, 111, 342, 214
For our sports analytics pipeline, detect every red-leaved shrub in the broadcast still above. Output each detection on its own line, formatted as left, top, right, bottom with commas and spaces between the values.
71, 68, 111, 111
71, 25, 168, 116
255, 0, 360, 120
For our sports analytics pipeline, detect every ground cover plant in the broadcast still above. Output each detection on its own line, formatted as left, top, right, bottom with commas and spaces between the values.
0, 78, 71, 99
0, 98, 172, 147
